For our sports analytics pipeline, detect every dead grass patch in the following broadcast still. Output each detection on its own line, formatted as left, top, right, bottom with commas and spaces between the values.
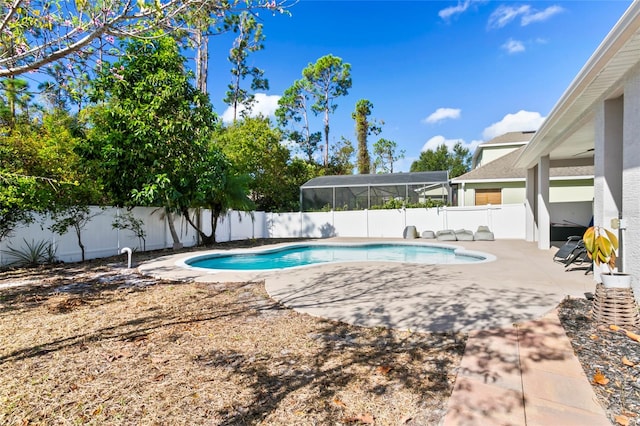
0, 253, 465, 425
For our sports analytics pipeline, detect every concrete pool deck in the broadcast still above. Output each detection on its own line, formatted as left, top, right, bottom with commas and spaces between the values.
138, 238, 595, 334
138, 238, 610, 425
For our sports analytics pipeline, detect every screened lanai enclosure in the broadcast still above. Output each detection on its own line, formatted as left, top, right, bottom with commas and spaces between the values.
300, 171, 451, 212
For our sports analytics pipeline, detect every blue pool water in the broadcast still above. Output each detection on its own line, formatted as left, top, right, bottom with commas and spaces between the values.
185, 243, 487, 271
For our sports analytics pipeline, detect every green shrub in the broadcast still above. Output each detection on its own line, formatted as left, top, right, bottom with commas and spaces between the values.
370, 198, 446, 210
2, 238, 57, 267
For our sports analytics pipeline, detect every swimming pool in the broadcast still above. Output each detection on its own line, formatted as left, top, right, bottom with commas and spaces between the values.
182, 242, 494, 272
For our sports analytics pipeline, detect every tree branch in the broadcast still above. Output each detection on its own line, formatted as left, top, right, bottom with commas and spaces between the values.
0, 0, 23, 35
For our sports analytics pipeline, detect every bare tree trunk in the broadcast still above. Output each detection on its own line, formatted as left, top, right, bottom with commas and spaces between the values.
324, 112, 329, 167
181, 207, 212, 244
211, 210, 220, 244
232, 66, 241, 122
74, 224, 85, 262
195, 29, 209, 94
165, 207, 183, 250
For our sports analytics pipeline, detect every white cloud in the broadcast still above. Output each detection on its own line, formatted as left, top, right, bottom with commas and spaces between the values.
439, 0, 486, 21
439, 0, 472, 20
468, 139, 483, 152
488, 5, 530, 29
221, 93, 281, 123
482, 110, 545, 140
423, 107, 461, 124
488, 4, 563, 29
421, 135, 479, 153
502, 39, 525, 54
521, 5, 564, 26
394, 156, 415, 173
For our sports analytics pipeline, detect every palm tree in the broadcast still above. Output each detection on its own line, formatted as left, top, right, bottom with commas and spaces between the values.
181, 150, 254, 245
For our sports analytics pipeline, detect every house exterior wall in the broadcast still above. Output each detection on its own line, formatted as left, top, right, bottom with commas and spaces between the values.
622, 72, 640, 297
475, 146, 520, 168
502, 185, 527, 204
459, 179, 593, 207
549, 180, 594, 202
460, 182, 523, 206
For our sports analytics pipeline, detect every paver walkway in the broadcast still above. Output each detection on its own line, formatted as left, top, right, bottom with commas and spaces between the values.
442, 310, 610, 426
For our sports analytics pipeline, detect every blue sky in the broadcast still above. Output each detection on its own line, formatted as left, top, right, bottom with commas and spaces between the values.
203, 0, 632, 172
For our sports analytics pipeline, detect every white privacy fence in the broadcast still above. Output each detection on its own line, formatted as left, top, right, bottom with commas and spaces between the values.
266, 204, 526, 239
0, 207, 264, 265
1, 203, 531, 266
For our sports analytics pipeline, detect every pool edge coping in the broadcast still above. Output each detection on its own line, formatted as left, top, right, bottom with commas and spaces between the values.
174, 240, 498, 274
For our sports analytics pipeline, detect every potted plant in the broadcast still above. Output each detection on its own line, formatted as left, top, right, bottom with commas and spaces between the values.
583, 225, 631, 288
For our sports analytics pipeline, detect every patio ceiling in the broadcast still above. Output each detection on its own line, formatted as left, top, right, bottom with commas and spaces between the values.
516, 2, 640, 169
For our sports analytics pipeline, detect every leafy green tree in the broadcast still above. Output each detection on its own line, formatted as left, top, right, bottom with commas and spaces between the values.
215, 116, 299, 211
276, 79, 321, 162
410, 141, 471, 178
38, 58, 92, 114
83, 35, 218, 248
0, 174, 43, 243
113, 211, 147, 251
179, 145, 254, 244
284, 158, 320, 211
301, 54, 352, 167
0, 78, 31, 127
373, 138, 405, 174
288, 129, 322, 163
0, 0, 290, 77
351, 99, 382, 174
38, 64, 70, 111
223, 12, 269, 122
327, 136, 355, 175
49, 205, 100, 262
0, 110, 93, 242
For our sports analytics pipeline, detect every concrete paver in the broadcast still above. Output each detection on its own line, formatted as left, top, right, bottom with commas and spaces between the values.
137, 238, 611, 425
442, 311, 610, 426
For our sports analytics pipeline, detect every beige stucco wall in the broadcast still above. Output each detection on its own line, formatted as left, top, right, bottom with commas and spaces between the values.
476, 146, 520, 167
503, 186, 526, 204
459, 179, 593, 206
549, 179, 594, 203
460, 181, 524, 206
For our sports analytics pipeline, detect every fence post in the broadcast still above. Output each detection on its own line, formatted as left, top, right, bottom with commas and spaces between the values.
487, 204, 493, 229
332, 209, 335, 237
443, 206, 448, 230
403, 206, 407, 230
115, 207, 120, 252
365, 209, 369, 238
299, 211, 303, 238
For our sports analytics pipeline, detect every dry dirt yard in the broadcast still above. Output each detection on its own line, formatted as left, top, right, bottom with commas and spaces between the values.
0, 242, 465, 425
3, 240, 639, 425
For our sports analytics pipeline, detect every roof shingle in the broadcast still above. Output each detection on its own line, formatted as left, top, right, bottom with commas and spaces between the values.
453, 147, 593, 182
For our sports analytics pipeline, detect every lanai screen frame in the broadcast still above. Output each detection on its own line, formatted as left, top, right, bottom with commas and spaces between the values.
299, 172, 451, 212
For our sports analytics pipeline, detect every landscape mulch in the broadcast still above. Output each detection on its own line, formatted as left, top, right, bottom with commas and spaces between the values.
559, 297, 640, 426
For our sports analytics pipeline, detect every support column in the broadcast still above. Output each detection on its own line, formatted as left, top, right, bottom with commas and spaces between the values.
537, 156, 550, 249
525, 166, 537, 242
623, 74, 640, 300
594, 97, 624, 279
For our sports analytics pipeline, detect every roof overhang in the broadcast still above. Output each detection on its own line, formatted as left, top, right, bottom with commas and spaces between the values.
515, 2, 640, 169
451, 175, 593, 184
